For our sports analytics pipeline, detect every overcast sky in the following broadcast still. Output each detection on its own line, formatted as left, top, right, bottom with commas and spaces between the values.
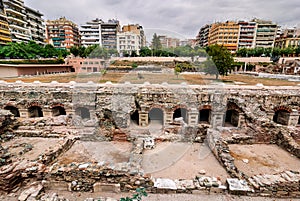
24, 0, 300, 40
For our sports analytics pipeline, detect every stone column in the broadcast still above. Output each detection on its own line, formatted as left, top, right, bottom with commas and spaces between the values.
288, 110, 299, 127
164, 111, 173, 125
210, 112, 224, 129
188, 108, 199, 126
139, 111, 148, 127
66, 109, 75, 116
19, 109, 28, 118
267, 111, 275, 121
43, 109, 52, 118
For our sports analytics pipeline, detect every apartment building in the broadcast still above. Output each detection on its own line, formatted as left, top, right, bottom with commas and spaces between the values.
158, 35, 180, 48
122, 24, 146, 47
80, 18, 120, 49
25, 6, 45, 45
196, 24, 211, 47
117, 31, 141, 55
0, 0, 11, 44
3, 0, 30, 42
252, 19, 277, 48
275, 27, 300, 49
46, 17, 80, 49
238, 21, 256, 49
208, 21, 240, 52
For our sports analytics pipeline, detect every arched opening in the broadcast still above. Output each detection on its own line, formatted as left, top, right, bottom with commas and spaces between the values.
52, 106, 66, 117
149, 108, 164, 125
131, 110, 139, 125
173, 108, 188, 123
28, 106, 43, 118
199, 109, 211, 124
75, 107, 90, 119
4, 106, 20, 117
273, 110, 290, 125
225, 110, 239, 127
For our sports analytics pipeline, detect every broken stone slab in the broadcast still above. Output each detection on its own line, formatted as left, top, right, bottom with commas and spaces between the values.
93, 183, 121, 193
227, 178, 252, 193
154, 178, 177, 190
18, 184, 43, 201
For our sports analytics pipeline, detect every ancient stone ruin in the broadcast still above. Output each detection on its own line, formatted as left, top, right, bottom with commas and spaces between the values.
0, 81, 299, 200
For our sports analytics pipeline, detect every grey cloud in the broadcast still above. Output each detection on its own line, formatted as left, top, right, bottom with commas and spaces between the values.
24, 0, 300, 39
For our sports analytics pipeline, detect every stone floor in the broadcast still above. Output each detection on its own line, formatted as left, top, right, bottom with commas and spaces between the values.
56, 141, 132, 165
142, 142, 229, 182
229, 144, 300, 177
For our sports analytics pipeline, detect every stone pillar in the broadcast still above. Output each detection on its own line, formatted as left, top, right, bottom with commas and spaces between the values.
19, 109, 28, 118
43, 109, 52, 118
66, 109, 75, 116
188, 108, 199, 126
164, 111, 173, 125
139, 111, 148, 127
267, 111, 275, 121
210, 112, 224, 129
288, 110, 299, 127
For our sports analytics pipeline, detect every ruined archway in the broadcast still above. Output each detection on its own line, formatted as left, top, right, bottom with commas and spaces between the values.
4, 106, 20, 117
130, 110, 139, 125
173, 108, 188, 123
28, 106, 43, 118
225, 102, 241, 127
51, 106, 66, 117
273, 107, 291, 126
75, 107, 90, 119
199, 109, 211, 124
149, 108, 164, 125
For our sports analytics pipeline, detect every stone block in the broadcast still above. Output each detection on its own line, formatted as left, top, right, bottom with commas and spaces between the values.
93, 183, 121, 193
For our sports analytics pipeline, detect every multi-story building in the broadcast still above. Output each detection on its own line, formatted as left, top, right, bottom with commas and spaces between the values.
208, 21, 240, 52
122, 24, 146, 47
252, 18, 277, 48
117, 31, 141, 55
275, 27, 300, 49
3, 0, 30, 42
0, 0, 11, 44
80, 18, 120, 49
196, 24, 211, 48
46, 17, 80, 49
25, 6, 45, 45
158, 35, 180, 48
80, 18, 101, 47
237, 21, 256, 49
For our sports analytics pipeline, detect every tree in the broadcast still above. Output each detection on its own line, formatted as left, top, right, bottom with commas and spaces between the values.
205, 44, 234, 79
70, 46, 79, 57
151, 33, 162, 50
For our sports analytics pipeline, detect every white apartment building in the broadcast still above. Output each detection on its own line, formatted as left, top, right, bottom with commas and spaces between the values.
117, 31, 141, 55
80, 19, 101, 47
3, 0, 30, 42
25, 6, 45, 45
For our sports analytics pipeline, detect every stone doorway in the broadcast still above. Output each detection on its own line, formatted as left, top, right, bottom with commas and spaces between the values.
173, 108, 188, 123
149, 108, 164, 126
52, 106, 66, 117
4, 106, 20, 117
75, 107, 90, 119
199, 109, 211, 124
273, 110, 290, 125
225, 110, 239, 127
28, 106, 43, 118
130, 110, 139, 125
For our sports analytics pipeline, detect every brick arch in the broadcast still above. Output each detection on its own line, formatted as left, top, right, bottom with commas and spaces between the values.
274, 106, 292, 113
199, 105, 212, 111
50, 103, 65, 109
226, 101, 242, 113
27, 102, 42, 108
148, 104, 166, 112
172, 105, 189, 112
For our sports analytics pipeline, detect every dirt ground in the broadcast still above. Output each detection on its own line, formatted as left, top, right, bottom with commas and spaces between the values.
2, 137, 64, 162
56, 141, 132, 165
2, 72, 299, 86
229, 144, 300, 177
142, 143, 229, 182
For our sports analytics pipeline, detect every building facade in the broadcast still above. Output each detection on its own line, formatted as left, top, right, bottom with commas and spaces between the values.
0, 0, 11, 44
275, 27, 300, 49
117, 31, 141, 55
158, 35, 180, 48
3, 0, 30, 42
238, 21, 256, 49
80, 18, 120, 49
66, 57, 106, 73
122, 24, 146, 47
46, 17, 80, 49
25, 6, 45, 45
253, 19, 277, 48
196, 24, 211, 48
208, 21, 240, 52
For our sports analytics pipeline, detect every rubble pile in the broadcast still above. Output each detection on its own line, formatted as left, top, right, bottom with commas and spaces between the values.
276, 129, 300, 158
248, 171, 300, 197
